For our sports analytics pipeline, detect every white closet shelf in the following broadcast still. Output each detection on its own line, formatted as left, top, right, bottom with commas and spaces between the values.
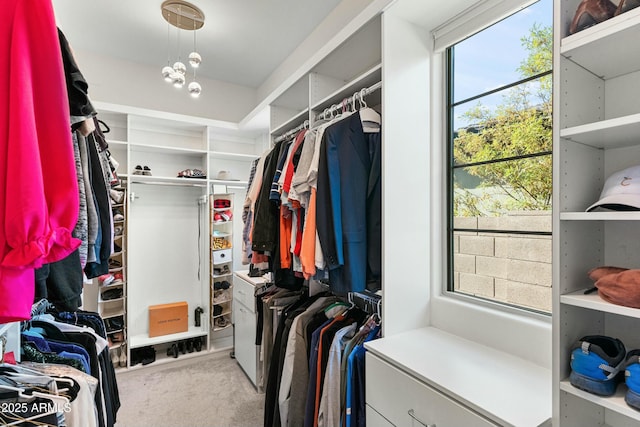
561, 290, 640, 318
561, 7, 640, 79
271, 108, 309, 136
559, 380, 640, 421
130, 327, 208, 348
129, 143, 208, 155
210, 179, 248, 186
560, 113, 640, 149
99, 297, 125, 304
129, 175, 208, 187
311, 63, 381, 112
101, 308, 125, 319
212, 220, 232, 225
211, 272, 233, 279
560, 211, 640, 221
209, 151, 259, 161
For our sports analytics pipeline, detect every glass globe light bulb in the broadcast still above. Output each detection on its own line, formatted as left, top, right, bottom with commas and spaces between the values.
173, 61, 187, 76
188, 81, 202, 97
162, 66, 174, 82
188, 52, 202, 68
172, 72, 186, 88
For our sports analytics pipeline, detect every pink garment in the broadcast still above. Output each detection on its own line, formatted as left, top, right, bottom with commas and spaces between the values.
0, 0, 81, 322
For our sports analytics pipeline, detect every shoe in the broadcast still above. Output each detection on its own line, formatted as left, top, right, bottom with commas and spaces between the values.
178, 341, 186, 354
105, 316, 124, 332
143, 166, 152, 176
214, 317, 230, 329
213, 305, 223, 316
111, 347, 120, 367
569, 0, 617, 34
213, 212, 224, 223
193, 337, 203, 352
133, 165, 143, 175
101, 288, 123, 301
625, 349, 640, 409
167, 343, 179, 358
141, 346, 156, 365
109, 258, 122, 269
221, 210, 233, 221
212, 290, 230, 304
570, 335, 626, 396
114, 225, 124, 236
213, 265, 231, 276
119, 347, 127, 368
186, 339, 194, 353
213, 280, 231, 290
113, 210, 124, 222
99, 274, 115, 286
214, 198, 231, 209
177, 168, 207, 179
110, 189, 125, 204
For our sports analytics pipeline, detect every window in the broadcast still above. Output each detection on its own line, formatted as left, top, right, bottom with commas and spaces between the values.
446, 0, 553, 313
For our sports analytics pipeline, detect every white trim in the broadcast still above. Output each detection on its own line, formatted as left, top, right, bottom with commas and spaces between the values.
432, 0, 538, 51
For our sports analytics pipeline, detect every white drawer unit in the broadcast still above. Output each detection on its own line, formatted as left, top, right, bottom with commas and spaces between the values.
233, 271, 268, 392
212, 248, 232, 265
366, 353, 497, 427
365, 327, 551, 427
233, 275, 255, 309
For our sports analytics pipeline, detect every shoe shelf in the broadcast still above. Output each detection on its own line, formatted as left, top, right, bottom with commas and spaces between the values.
555, 0, 640, 423
128, 174, 209, 187
101, 307, 125, 319
561, 6, 640, 80
560, 380, 640, 422
129, 328, 208, 349
128, 142, 208, 156
212, 272, 233, 279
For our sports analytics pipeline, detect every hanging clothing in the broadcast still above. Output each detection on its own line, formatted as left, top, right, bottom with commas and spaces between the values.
0, 0, 81, 323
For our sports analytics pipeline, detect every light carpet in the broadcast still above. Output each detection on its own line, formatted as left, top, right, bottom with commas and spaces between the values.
114, 351, 264, 427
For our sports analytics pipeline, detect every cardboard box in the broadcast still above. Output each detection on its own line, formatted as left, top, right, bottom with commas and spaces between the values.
148, 301, 188, 337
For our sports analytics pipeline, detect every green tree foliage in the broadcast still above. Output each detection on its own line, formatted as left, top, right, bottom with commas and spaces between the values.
453, 24, 552, 217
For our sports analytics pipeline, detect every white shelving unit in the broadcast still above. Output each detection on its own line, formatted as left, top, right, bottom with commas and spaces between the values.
210, 193, 234, 334
554, 1, 640, 425
269, 15, 382, 140
94, 102, 262, 367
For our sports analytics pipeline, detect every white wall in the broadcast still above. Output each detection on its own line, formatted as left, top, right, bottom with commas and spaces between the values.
72, 49, 257, 123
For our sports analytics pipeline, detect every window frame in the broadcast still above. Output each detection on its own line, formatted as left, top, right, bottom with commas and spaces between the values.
443, 13, 553, 316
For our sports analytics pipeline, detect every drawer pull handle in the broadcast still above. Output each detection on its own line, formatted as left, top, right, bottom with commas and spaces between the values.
239, 308, 247, 313
407, 409, 433, 427
238, 290, 245, 295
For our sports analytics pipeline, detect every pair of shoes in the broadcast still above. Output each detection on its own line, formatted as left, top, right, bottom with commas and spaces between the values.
105, 316, 124, 332
109, 331, 124, 344
213, 280, 231, 290
113, 209, 124, 222
110, 188, 125, 204
214, 317, 230, 329
101, 272, 124, 286
114, 225, 124, 236
212, 290, 230, 304
133, 165, 152, 176
214, 198, 231, 209
177, 168, 207, 179
131, 346, 156, 366
213, 265, 231, 276
569, 334, 640, 408
101, 288, 123, 301
109, 258, 122, 269
167, 343, 179, 358
213, 210, 233, 223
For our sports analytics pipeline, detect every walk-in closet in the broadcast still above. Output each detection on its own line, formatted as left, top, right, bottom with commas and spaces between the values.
6, 0, 640, 426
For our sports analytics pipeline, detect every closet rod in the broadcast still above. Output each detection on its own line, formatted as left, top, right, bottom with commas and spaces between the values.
133, 180, 207, 188
315, 81, 382, 121
273, 119, 309, 143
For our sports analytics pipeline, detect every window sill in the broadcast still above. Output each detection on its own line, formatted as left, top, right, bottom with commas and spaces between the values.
365, 326, 552, 427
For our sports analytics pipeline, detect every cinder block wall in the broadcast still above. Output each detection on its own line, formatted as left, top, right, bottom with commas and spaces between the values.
453, 211, 552, 312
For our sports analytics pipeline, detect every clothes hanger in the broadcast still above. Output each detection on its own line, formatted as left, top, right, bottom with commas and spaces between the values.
358, 88, 381, 132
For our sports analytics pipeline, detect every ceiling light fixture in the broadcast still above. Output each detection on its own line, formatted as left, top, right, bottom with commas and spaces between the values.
161, 0, 204, 97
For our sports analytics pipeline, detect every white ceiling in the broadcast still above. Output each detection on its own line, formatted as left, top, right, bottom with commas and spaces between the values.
51, 0, 343, 89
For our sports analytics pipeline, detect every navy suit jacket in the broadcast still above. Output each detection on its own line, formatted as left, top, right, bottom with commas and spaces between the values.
316, 112, 381, 294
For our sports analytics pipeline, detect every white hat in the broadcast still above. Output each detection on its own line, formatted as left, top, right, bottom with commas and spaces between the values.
586, 165, 640, 211
216, 170, 232, 180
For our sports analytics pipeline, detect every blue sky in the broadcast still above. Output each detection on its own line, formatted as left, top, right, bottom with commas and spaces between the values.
452, 0, 552, 128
